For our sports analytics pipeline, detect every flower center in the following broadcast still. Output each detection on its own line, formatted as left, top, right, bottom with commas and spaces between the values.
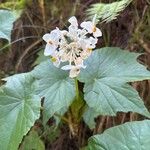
87, 48, 92, 52
48, 40, 53, 45
51, 57, 57, 62
93, 26, 96, 32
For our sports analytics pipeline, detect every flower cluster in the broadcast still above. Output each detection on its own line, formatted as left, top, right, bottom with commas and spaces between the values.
42, 15, 102, 78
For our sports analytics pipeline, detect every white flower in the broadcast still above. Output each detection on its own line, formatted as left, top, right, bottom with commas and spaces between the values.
79, 37, 97, 59
50, 51, 60, 67
42, 28, 60, 56
61, 57, 86, 78
68, 16, 79, 41
42, 15, 102, 78
62, 64, 81, 78
70, 66, 80, 78
68, 16, 78, 27
61, 64, 83, 78
80, 15, 102, 38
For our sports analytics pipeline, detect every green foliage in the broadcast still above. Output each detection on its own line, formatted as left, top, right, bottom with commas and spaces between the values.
33, 50, 49, 66
0, 73, 41, 150
87, 0, 132, 23
83, 107, 99, 129
43, 125, 60, 143
32, 60, 76, 123
78, 47, 150, 126
0, 9, 20, 42
20, 130, 45, 150
70, 91, 86, 123
0, 0, 25, 10
0, 0, 26, 10
86, 120, 150, 150
1, 0, 150, 149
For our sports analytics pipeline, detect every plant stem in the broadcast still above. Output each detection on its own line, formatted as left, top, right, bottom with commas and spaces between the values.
54, 113, 69, 123
75, 77, 79, 101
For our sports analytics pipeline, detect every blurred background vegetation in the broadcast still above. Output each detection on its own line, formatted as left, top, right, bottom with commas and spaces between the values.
0, 0, 150, 149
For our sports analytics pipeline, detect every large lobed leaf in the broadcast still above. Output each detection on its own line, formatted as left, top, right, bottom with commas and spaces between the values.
86, 120, 150, 150
78, 47, 150, 127
0, 9, 20, 42
79, 47, 150, 83
0, 73, 41, 150
32, 60, 75, 123
87, 0, 132, 23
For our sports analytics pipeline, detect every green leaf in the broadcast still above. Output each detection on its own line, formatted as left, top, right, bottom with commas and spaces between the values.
87, 0, 132, 23
83, 107, 99, 129
33, 50, 49, 66
20, 130, 45, 150
0, 0, 26, 10
86, 120, 150, 150
78, 47, 150, 117
79, 47, 150, 83
32, 60, 75, 123
0, 10, 19, 42
54, 106, 68, 126
0, 73, 41, 150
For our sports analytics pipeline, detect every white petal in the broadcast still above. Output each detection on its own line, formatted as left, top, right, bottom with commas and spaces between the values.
51, 27, 61, 39
68, 25, 78, 36
76, 63, 86, 69
89, 37, 98, 44
80, 51, 89, 59
93, 28, 102, 37
75, 57, 86, 68
68, 16, 78, 26
75, 57, 83, 65
53, 60, 60, 67
61, 65, 74, 70
61, 30, 68, 36
44, 44, 56, 56
69, 67, 80, 78
80, 21, 93, 33
79, 64, 86, 69
42, 33, 51, 42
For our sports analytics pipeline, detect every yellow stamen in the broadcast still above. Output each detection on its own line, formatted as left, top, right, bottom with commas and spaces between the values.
51, 57, 57, 62
87, 48, 92, 52
93, 26, 96, 32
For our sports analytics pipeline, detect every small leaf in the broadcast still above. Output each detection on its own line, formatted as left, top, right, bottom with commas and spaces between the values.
0, 73, 41, 150
0, 0, 26, 10
86, 120, 150, 150
87, 0, 132, 23
0, 9, 20, 42
20, 130, 45, 150
32, 60, 75, 123
78, 47, 150, 117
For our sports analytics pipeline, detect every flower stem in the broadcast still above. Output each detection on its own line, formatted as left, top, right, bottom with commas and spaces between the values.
75, 77, 79, 101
